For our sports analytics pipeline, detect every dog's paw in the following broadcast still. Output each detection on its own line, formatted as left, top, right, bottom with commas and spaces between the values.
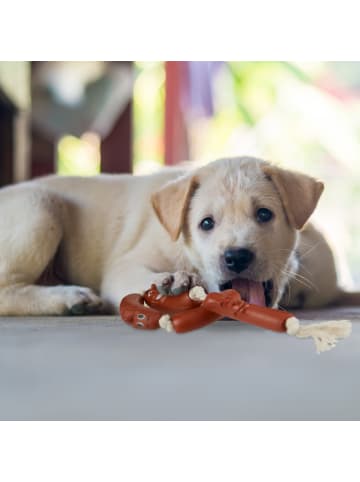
154, 271, 204, 296
61, 286, 107, 315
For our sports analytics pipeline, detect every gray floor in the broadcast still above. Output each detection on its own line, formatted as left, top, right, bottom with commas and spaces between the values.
1, 307, 359, 420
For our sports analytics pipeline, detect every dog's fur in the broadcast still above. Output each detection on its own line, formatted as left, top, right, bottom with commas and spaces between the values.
0, 156, 357, 316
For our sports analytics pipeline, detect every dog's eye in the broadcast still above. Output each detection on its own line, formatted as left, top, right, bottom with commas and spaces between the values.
256, 208, 273, 223
199, 217, 215, 231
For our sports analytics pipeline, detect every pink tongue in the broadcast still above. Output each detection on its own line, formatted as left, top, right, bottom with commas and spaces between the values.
231, 279, 265, 306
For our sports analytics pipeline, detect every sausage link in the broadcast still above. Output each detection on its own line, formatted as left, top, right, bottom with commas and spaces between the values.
119, 293, 161, 330
143, 284, 202, 313
169, 305, 221, 333
203, 290, 293, 333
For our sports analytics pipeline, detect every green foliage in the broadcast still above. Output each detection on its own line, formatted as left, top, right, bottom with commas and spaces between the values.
133, 61, 165, 171
57, 134, 100, 176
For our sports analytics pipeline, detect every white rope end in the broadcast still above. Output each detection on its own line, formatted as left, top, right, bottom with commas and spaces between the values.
189, 286, 207, 302
285, 316, 300, 336
159, 314, 174, 333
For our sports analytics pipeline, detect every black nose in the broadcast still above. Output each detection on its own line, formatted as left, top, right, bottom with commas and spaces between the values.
224, 248, 255, 273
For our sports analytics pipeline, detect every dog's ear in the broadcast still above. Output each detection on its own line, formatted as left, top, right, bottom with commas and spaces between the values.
151, 175, 198, 241
262, 165, 324, 229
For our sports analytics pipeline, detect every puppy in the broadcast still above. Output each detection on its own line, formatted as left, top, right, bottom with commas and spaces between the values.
0, 156, 356, 316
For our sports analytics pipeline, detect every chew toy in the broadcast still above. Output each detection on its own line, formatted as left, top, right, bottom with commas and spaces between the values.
119, 284, 351, 353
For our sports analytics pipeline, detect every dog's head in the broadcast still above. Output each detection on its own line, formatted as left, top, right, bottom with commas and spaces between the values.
152, 157, 324, 307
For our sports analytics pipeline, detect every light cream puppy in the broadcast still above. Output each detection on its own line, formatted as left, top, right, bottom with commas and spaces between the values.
0, 156, 351, 316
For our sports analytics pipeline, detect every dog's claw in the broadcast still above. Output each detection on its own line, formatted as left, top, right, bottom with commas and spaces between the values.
154, 271, 205, 296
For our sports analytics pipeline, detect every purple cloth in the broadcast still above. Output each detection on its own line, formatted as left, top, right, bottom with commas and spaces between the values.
184, 61, 222, 118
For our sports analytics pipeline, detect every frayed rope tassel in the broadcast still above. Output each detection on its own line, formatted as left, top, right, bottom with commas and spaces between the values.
285, 317, 352, 354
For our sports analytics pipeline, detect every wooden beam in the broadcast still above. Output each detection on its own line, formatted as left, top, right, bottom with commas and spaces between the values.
30, 126, 55, 178
0, 94, 15, 186
164, 62, 189, 165
100, 100, 132, 173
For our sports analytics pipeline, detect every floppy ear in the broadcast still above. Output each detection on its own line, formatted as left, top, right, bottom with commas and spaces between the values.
151, 175, 198, 241
262, 165, 324, 229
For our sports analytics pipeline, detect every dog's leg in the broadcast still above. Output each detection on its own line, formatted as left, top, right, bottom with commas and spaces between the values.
101, 259, 203, 313
0, 284, 106, 316
101, 262, 161, 313
0, 188, 105, 316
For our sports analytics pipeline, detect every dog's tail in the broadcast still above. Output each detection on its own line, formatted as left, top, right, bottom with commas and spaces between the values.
333, 290, 360, 306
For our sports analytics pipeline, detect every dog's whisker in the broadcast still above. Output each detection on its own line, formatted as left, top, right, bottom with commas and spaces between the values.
281, 269, 318, 293
296, 261, 315, 278
266, 248, 297, 255
287, 270, 316, 288
285, 282, 292, 305
297, 241, 323, 260
281, 267, 311, 283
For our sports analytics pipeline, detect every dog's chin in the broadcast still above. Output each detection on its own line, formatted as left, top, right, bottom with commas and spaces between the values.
219, 278, 274, 307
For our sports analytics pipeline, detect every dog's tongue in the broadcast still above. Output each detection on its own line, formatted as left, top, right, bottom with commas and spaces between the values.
231, 279, 265, 306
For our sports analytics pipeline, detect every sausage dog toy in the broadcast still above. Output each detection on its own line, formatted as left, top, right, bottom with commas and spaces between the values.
119, 285, 351, 353
120, 285, 206, 329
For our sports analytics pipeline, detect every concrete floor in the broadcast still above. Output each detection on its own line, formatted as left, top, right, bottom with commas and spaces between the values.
0, 307, 359, 420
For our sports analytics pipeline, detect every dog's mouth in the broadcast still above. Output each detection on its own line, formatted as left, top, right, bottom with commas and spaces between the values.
219, 279, 274, 307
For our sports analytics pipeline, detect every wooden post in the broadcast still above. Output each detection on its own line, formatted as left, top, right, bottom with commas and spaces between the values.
0, 95, 15, 186
164, 62, 189, 165
30, 126, 56, 178
100, 100, 132, 173
30, 62, 55, 178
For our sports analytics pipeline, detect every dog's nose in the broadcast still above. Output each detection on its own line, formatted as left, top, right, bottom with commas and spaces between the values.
224, 248, 255, 273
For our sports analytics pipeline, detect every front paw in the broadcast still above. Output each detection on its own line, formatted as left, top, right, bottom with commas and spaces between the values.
154, 271, 204, 295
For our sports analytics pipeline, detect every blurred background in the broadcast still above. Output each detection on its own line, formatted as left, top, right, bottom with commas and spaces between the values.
0, 61, 359, 286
